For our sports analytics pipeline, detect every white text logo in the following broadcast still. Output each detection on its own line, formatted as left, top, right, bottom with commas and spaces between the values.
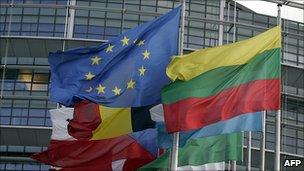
284, 159, 301, 167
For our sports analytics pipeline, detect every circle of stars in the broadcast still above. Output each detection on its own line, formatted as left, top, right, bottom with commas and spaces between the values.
84, 35, 151, 96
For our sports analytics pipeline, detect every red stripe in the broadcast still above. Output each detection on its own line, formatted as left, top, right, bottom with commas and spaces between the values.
31, 135, 155, 169
164, 79, 280, 133
68, 100, 101, 140
123, 158, 155, 171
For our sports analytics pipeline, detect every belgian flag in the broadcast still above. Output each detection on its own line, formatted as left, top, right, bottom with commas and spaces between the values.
68, 100, 155, 140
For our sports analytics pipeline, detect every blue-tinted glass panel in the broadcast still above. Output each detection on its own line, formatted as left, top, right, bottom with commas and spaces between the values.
0, 0, 10, 3
74, 24, 87, 33
3, 82, 14, 90
88, 25, 103, 34
23, 164, 40, 170
74, 33, 87, 38
10, 31, 20, 36
87, 34, 102, 39
25, 146, 42, 152
12, 108, 28, 116
104, 26, 120, 36
41, 164, 50, 170
11, 117, 27, 125
29, 109, 45, 117
38, 32, 53, 37
0, 164, 5, 170
0, 22, 6, 32
5, 163, 20, 170
54, 32, 64, 37
7, 146, 24, 152
21, 23, 38, 32
38, 23, 54, 32
54, 24, 65, 32
15, 83, 28, 91
10, 23, 21, 31
45, 118, 52, 126
57, 0, 67, 5
0, 108, 11, 116
0, 117, 10, 124
28, 118, 44, 126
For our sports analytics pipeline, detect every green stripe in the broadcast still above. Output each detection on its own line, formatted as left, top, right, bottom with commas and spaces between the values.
162, 48, 280, 104
140, 133, 242, 170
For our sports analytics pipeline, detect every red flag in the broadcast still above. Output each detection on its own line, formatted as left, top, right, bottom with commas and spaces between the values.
31, 108, 156, 171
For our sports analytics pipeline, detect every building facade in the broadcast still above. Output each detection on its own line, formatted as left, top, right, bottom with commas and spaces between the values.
0, 0, 303, 170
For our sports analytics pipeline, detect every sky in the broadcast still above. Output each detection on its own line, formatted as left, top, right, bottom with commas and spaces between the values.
237, 0, 304, 23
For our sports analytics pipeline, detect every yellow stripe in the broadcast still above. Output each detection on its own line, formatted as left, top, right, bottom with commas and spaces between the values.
167, 26, 281, 81
91, 106, 132, 140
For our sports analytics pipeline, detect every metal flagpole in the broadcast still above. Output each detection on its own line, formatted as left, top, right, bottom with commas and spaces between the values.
227, 161, 231, 171
231, 3, 237, 170
260, 111, 266, 171
179, 0, 186, 56
232, 161, 237, 171
56, 0, 70, 109
233, 0, 237, 42
218, 0, 225, 46
170, 133, 179, 170
226, 1, 230, 44
169, 0, 186, 170
275, 3, 282, 171
246, 131, 252, 171
0, 0, 13, 99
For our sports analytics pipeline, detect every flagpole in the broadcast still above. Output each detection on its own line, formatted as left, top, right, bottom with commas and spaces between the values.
232, 0, 237, 42
218, 0, 225, 46
226, 0, 230, 44
56, 0, 70, 109
169, 0, 186, 170
179, 0, 186, 56
232, 161, 236, 171
260, 111, 266, 171
0, 0, 12, 99
246, 131, 251, 171
275, 3, 282, 171
231, 3, 237, 169
170, 133, 179, 170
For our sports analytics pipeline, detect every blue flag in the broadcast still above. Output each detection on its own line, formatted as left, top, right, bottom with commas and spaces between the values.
157, 112, 262, 149
49, 6, 181, 107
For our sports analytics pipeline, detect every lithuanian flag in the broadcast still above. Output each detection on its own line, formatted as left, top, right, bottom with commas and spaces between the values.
162, 26, 281, 133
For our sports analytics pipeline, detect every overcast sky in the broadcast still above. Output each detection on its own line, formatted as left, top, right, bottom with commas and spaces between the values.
237, 0, 304, 23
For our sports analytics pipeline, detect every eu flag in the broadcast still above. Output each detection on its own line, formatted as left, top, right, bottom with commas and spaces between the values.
49, 6, 181, 107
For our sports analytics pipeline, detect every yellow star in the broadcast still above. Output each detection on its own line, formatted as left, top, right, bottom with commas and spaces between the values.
85, 72, 95, 80
137, 40, 145, 46
121, 36, 129, 46
138, 66, 146, 76
96, 84, 106, 94
142, 49, 150, 59
91, 55, 101, 65
112, 86, 121, 96
86, 86, 93, 93
106, 44, 114, 53
127, 79, 136, 89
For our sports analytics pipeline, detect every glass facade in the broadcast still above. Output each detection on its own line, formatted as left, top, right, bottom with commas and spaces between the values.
1, 0, 303, 170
